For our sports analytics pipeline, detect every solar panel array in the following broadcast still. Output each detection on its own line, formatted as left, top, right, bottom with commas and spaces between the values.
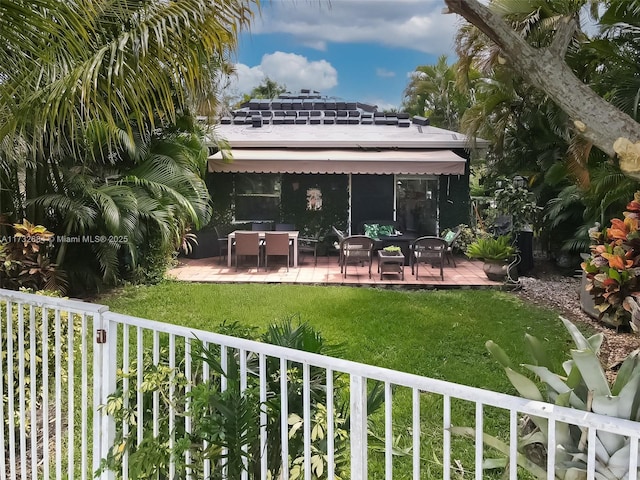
220, 95, 428, 128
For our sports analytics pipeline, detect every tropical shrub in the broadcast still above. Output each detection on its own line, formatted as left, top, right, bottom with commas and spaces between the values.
1, 291, 77, 454
441, 224, 483, 253
0, 220, 67, 293
100, 319, 379, 479
466, 235, 517, 261
494, 183, 542, 232
456, 316, 640, 479
581, 192, 640, 332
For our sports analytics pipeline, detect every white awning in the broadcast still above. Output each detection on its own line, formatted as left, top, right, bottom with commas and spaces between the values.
208, 149, 466, 175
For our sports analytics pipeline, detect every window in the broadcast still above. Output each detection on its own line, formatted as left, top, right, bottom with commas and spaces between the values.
234, 174, 281, 221
396, 176, 439, 235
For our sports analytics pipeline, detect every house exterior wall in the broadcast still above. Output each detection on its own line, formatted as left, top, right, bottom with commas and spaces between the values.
438, 149, 471, 231
206, 167, 470, 238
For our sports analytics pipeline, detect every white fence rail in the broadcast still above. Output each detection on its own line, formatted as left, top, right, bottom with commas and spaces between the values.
1, 288, 639, 480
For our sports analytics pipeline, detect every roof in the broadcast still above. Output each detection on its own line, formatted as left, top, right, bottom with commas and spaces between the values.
206, 93, 488, 175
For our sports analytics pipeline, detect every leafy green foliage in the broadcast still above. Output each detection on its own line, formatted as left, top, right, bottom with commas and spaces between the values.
478, 316, 640, 479
0, 220, 67, 293
581, 191, 640, 331
1, 292, 77, 447
100, 318, 373, 479
1, 0, 255, 293
494, 184, 542, 232
441, 224, 483, 253
466, 235, 517, 261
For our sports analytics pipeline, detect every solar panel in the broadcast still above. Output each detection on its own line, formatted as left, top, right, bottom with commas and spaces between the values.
412, 116, 430, 126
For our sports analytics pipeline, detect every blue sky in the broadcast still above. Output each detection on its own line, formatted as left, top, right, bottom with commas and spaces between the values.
227, 0, 462, 110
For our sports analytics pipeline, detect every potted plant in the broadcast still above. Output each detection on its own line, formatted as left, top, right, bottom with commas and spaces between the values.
382, 245, 402, 255
581, 192, 640, 332
466, 235, 517, 281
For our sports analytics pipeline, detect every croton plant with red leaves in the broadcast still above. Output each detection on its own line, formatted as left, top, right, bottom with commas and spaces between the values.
581, 192, 640, 332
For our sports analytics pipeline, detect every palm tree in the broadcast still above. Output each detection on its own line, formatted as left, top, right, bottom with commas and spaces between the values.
33, 115, 212, 288
0, 0, 256, 290
403, 55, 475, 131
453, 0, 640, 250
0, 0, 255, 216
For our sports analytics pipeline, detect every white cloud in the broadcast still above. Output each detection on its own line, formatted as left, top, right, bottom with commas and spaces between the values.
301, 40, 328, 51
376, 68, 396, 78
249, 0, 458, 55
228, 52, 338, 96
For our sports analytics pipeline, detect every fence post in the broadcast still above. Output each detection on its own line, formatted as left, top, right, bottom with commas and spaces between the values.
350, 374, 368, 480
93, 309, 116, 480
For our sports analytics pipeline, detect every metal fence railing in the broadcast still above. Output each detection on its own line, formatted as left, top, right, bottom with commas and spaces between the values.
2, 288, 639, 480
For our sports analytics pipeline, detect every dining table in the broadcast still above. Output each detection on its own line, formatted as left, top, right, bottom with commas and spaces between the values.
227, 230, 300, 268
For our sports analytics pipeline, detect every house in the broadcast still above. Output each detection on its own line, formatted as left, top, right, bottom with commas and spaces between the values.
206, 91, 487, 241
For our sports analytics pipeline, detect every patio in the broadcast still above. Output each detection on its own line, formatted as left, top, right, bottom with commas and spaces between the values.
167, 254, 504, 288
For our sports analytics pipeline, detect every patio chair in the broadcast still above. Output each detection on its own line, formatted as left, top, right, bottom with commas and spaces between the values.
442, 226, 462, 267
341, 235, 375, 278
252, 222, 273, 231
298, 230, 323, 266
275, 223, 296, 231
332, 226, 346, 266
275, 223, 296, 264
264, 232, 290, 271
410, 236, 446, 280
214, 226, 230, 265
234, 231, 261, 271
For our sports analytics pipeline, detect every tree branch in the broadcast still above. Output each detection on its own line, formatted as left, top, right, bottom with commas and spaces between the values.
443, 0, 640, 159
549, 16, 578, 58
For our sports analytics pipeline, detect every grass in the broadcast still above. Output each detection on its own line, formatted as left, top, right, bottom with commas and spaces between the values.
100, 281, 584, 478
102, 281, 576, 392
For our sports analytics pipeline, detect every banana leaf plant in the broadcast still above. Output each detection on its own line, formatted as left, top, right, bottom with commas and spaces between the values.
454, 316, 640, 479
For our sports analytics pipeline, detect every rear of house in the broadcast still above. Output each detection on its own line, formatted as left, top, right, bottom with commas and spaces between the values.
205, 91, 486, 245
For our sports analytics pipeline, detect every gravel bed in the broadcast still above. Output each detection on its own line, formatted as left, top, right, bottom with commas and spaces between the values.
513, 268, 640, 381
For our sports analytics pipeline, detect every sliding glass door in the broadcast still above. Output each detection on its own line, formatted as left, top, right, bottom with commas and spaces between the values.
396, 176, 438, 235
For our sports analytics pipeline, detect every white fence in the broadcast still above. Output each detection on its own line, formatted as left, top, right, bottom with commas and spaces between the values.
1, 287, 639, 479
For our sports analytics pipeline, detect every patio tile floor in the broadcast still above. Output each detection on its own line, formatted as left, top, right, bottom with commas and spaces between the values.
168, 255, 503, 289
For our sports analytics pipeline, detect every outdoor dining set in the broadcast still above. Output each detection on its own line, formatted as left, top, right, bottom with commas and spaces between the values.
215, 222, 461, 281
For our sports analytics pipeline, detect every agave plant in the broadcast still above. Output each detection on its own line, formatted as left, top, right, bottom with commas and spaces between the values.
460, 317, 640, 479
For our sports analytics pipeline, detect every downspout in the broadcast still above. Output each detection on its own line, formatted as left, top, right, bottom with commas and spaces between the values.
348, 174, 352, 235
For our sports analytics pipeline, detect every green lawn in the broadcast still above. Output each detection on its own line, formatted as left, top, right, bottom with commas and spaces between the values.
100, 281, 582, 479
102, 281, 578, 397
